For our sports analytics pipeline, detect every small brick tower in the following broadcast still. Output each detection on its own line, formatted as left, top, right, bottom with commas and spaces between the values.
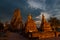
25, 14, 38, 33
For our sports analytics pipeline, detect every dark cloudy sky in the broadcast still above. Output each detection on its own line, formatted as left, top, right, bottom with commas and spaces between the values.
0, 0, 60, 23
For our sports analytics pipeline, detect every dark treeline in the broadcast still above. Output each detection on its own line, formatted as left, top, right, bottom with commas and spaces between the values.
48, 17, 60, 31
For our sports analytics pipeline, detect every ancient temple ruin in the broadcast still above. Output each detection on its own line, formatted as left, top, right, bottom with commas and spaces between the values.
32, 14, 55, 39
25, 14, 38, 33
40, 14, 52, 32
39, 14, 55, 38
10, 9, 23, 30
9, 9, 60, 39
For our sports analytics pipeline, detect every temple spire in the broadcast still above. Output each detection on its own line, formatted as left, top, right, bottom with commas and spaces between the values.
10, 8, 23, 30
25, 14, 38, 33
40, 14, 52, 32
27, 13, 32, 21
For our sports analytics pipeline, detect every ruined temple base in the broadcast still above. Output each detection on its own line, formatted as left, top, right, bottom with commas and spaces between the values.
31, 32, 55, 39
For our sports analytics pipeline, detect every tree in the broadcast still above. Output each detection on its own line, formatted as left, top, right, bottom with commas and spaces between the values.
48, 17, 60, 31
0, 22, 4, 30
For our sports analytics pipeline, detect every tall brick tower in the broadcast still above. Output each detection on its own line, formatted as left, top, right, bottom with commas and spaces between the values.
10, 8, 23, 30
25, 14, 38, 33
40, 14, 52, 32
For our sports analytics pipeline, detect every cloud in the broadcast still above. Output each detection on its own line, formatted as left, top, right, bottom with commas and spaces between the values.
27, 0, 46, 10
36, 12, 51, 20
35, 12, 51, 27
27, 0, 60, 20
35, 21, 41, 28
46, 7, 60, 19
45, 0, 60, 19
54, 15, 60, 19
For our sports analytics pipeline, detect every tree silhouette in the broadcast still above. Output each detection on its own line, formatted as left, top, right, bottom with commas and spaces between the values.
0, 22, 4, 30
48, 17, 60, 31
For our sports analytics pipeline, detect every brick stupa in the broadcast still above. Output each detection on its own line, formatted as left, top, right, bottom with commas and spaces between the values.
10, 9, 23, 30
25, 14, 38, 33
40, 14, 52, 32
